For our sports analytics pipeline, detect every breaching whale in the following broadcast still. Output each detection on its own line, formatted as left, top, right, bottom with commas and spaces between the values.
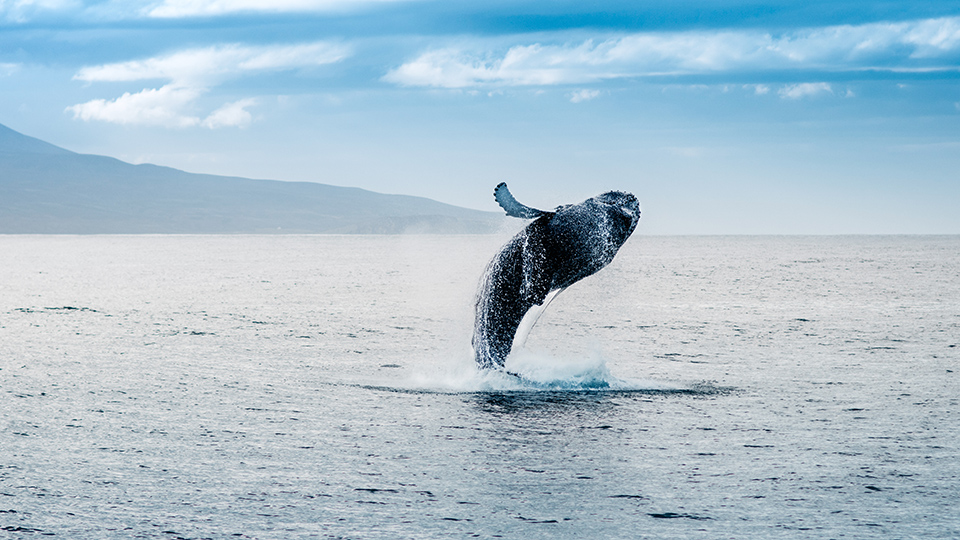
472, 183, 641, 369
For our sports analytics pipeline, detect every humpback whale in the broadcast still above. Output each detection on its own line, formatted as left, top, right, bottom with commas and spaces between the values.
473, 183, 641, 369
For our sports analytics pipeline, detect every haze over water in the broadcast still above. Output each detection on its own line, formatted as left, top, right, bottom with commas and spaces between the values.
2, 234, 958, 538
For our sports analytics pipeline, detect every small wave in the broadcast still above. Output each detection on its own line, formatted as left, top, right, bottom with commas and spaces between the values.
358, 350, 698, 395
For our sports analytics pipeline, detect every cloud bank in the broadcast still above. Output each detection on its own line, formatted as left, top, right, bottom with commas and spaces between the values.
569, 89, 601, 103
146, 0, 414, 18
384, 16, 960, 88
778, 82, 833, 99
1, 62, 21, 76
68, 42, 348, 128
0, 0, 78, 23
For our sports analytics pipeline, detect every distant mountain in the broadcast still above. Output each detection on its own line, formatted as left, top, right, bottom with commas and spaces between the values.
0, 123, 503, 234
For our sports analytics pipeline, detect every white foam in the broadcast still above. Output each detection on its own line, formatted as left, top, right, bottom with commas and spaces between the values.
385, 348, 685, 394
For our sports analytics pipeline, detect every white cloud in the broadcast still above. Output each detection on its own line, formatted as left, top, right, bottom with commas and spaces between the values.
74, 42, 348, 86
1, 0, 419, 21
385, 16, 960, 88
383, 42, 630, 88
745, 84, 770, 95
1, 62, 21, 76
68, 42, 348, 128
147, 0, 413, 18
201, 98, 257, 129
382, 49, 500, 88
569, 89, 600, 103
0, 0, 78, 22
67, 85, 203, 128
901, 16, 960, 56
778, 82, 833, 99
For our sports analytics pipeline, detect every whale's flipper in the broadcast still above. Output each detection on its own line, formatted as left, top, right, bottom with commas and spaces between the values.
494, 182, 552, 219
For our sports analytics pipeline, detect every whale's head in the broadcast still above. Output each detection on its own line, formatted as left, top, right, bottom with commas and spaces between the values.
592, 190, 641, 242
544, 189, 640, 290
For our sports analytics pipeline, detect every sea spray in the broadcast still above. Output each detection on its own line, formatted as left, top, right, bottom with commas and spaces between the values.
394, 348, 685, 393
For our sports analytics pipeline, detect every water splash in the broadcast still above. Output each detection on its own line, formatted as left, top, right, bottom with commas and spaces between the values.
368, 349, 688, 394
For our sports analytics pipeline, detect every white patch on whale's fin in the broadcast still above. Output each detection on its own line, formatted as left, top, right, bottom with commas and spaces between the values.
512, 287, 565, 352
494, 182, 552, 219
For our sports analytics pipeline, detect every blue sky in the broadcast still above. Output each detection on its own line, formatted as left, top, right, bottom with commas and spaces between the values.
2, 0, 959, 234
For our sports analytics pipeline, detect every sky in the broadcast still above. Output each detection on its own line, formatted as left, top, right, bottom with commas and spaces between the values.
2, 0, 959, 234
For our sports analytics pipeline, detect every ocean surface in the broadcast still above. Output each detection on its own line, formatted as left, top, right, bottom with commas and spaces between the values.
1, 234, 958, 539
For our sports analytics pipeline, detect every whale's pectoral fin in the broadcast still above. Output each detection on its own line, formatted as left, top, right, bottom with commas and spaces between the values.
519, 216, 554, 306
495, 182, 553, 219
